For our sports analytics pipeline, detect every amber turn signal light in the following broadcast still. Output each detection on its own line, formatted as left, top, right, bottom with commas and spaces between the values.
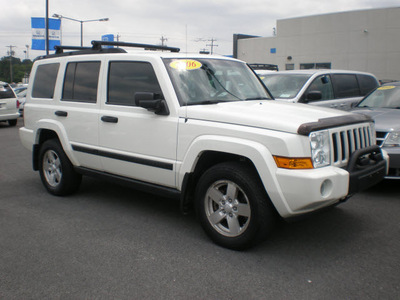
273, 156, 314, 169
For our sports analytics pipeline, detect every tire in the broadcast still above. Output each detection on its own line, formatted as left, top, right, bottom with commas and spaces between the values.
8, 119, 17, 126
195, 161, 276, 250
38, 139, 82, 196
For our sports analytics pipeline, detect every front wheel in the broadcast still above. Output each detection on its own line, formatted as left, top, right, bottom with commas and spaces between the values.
195, 162, 276, 250
39, 139, 82, 196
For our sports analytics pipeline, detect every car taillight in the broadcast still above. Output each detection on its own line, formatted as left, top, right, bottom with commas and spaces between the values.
16, 100, 20, 108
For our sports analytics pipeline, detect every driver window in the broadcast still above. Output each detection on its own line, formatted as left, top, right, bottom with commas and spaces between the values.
306, 75, 334, 101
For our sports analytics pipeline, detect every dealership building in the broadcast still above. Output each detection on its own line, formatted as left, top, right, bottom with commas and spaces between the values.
234, 7, 400, 81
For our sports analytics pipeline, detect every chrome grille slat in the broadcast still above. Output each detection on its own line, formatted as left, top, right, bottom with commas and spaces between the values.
330, 124, 375, 167
376, 131, 389, 147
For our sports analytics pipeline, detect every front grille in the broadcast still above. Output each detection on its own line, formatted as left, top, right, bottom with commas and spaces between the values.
330, 124, 375, 167
376, 131, 389, 147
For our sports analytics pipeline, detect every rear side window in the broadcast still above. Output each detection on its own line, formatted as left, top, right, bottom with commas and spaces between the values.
357, 74, 379, 95
32, 63, 60, 98
62, 61, 100, 103
107, 61, 162, 106
331, 74, 360, 98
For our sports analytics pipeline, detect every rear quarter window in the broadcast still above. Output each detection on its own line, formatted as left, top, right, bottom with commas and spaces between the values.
357, 74, 379, 95
32, 63, 60, 98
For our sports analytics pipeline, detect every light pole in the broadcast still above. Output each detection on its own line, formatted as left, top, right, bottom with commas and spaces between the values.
52, 14, 109, 47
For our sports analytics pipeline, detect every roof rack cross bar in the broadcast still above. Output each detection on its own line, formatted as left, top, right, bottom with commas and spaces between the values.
54, 45, 92, 54
91, 40, 180, 52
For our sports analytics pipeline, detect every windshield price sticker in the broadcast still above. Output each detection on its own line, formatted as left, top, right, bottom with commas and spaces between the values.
378, 86, 396, 90
170, 59, 202, 71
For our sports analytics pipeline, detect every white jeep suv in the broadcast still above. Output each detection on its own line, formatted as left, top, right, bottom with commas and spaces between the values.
20, 41, 388, 249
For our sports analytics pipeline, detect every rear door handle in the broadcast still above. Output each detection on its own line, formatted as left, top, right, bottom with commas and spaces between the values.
55, 110, 68, 117
101, 116, 118, 123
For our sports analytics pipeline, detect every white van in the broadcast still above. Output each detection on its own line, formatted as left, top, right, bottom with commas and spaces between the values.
256, 69, 379, 110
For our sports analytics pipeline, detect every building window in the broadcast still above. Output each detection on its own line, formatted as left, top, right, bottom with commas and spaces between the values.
300, 63, 331, 70
285, 64, 295, 70
316, 63, 331, 69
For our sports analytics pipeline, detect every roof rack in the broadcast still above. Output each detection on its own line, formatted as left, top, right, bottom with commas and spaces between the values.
91, 40, 180, 52
36, 40, 180, 61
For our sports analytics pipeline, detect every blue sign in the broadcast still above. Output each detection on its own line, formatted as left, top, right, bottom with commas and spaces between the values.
101, 34, 114, 48
270, 48, 276, 54
31, 17, 61, 51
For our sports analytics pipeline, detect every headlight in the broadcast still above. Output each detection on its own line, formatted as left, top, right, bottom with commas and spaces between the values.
383, 131, 400, 147
309, 130, 331, 168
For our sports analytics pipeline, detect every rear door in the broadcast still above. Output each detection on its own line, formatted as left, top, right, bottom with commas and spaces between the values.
53, 59, 102, 170
330, 74, 363, 110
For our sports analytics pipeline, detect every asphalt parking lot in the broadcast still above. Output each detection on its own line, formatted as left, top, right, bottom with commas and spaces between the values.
1, 119, 399, 299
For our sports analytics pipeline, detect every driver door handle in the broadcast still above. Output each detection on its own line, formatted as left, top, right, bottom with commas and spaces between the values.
101, 116, 119, 123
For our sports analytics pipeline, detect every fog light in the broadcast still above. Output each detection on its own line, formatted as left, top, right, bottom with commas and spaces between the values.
320, 179, 333, 198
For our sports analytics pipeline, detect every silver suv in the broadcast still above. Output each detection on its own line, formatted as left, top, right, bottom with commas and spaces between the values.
257, 69, 379, 110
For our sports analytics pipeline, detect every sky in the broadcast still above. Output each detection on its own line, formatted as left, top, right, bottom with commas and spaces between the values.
1, 0, 399, 60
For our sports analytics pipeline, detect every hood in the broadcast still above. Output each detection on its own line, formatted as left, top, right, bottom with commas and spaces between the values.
180, 100, 351, 134
351, 107, 400, 131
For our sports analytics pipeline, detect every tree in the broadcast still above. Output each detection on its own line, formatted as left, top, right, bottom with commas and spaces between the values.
0, 56, 33, 83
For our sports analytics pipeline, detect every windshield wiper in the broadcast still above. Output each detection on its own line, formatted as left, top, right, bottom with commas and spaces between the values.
245, 97, 271, 100
186, 100, 230, 106
201, 64, 242, 101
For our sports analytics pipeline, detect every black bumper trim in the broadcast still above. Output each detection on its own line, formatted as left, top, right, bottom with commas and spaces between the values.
346, 145, 387, 194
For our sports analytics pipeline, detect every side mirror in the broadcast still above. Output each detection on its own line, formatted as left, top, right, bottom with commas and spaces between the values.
305, 90, 322, 102
134, 92, 169, 116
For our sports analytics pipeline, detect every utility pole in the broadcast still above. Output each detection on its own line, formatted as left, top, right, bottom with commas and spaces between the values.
6, 45, 16, 83
206, 38, 218, 54
160, 36, 168, 46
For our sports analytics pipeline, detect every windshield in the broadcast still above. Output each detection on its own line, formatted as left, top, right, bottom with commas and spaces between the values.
357, 85, 400, 109
259, 74, 311, 99
163, 58, 272, 106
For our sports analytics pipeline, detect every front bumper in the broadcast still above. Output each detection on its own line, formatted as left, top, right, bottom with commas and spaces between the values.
347, 145, 388, 193
273, 146, 388, 218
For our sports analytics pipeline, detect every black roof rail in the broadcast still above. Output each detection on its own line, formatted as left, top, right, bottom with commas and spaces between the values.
54, 45, 92, 54
91, 40, 180, 52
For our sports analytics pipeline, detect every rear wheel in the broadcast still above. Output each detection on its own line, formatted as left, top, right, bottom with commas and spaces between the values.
195, 161, 276, 250
39, 139, 82, 196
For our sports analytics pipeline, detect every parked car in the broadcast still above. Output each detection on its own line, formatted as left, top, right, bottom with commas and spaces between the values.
351, 83, 400, 179
15, 88, 27, 116
256, 69, 379, 110
20, 41, 388, 249
0, 81, 19, 126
